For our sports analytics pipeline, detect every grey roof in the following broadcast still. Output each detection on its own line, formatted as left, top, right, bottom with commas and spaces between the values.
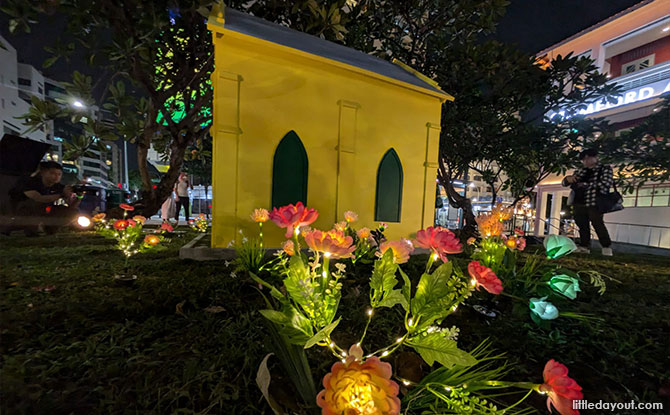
222, 7, 446, 96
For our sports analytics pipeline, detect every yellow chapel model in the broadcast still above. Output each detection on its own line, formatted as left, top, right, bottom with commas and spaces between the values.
207, 5, 453, 248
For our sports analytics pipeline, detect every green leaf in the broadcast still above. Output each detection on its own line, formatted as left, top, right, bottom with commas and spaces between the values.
259, 309, 312, 345
398, 267, 412, 309
248, 272, 285, 302
407, 333, 477, 368
304, 318, 340, 349
370, 249, 398, 307
377, 289, 408, 310
411, 262, 453, 317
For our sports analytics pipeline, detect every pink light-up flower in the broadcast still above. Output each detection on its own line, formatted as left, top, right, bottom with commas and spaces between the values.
414, 226, 463, 262
269, 202, 318, 238
379, 239, 414, 264
540, 360, 583, 415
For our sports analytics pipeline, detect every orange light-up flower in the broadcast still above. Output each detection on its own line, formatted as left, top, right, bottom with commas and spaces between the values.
251, 208, 270, 223
475, 214, 504, 237
133, 215, 147, 225
282, 240, 295, 256
317, 345, 400, 415
334, 221, 348, 232
468, 261, 503, 294
304, 229, 355, 259
144, 234, 160, 246
491, 203, 513, 221
414, 226, 463, 262
92, 213, 106, 222
269, 202, 318, 237
357, 227, 371, 240
539, 360, 583, 415
379, 239, 414, 264
344, 210, 358, 223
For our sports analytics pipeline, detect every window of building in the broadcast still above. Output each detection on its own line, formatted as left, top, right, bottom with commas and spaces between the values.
375, 148, 403, 222
473, 175, 483, 181
651, 185, 670, 207
18, 77, 31, 86
38, 86, 43, 94
83, 160, 100, 168
622, 54, 655, 75
271, 130, 308, 208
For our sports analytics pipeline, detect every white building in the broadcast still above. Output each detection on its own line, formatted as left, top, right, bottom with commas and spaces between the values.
534, 0, 670, 249
0, 34, 60, 160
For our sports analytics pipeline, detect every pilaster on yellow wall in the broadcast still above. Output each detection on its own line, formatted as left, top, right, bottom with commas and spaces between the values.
421, 122, 441, 229
210, 34, 244, 247
335, 99, 360, 222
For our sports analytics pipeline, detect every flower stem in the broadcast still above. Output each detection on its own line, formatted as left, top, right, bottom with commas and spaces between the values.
425, 254, 435, 274
358, 309, 373, 345
500, 291, 526, 302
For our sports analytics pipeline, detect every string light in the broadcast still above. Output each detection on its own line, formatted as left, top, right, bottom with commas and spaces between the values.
470, 279, 477, 287
381, 351, 389, 357
432, 253, 438, 261
366, 309, 373, 316
322, 271, 327, 278
444, 386, 451, 392
324, 252, 331, 258
408, 318, 414, 326
341, 351, 347, 357
402, 380, 410, 386
452, 305, 458, 311
396, 337, 403, 343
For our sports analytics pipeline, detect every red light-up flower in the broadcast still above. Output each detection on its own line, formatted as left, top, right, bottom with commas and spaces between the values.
414, 226, 463, 262
113, 219, 129, 230
304, 229, 355, 259
119, 203, 134, 211
269, 202, 318, 238
379, 239, 414, 264
160, 222, 173, 232
316, 345, 400, 415
516, 237, 526, 251
539, 360, 583, 415
468, 261, 503, 294
127, 219, 137, 227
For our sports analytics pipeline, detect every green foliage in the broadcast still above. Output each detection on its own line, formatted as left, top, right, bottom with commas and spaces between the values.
406, 334, 477, 369
369, 249, 403, 309
232, 237, 267, 275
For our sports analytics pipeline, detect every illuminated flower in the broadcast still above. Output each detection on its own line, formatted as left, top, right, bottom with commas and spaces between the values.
516, 237, 526, 251
357, 227, 371, 240
505, 236, 518, 250
269, 202, 318, 238
304, 229, 355, 259
144, 234, 160, 246
199, 213, 206, 219
160, 222, 174, 232
514, 227, 525, 236
344, 211, 358, 223
544, 235, 577, 259
119, 203, 134, 211
414, 226, 462, 262
467, 237, 476, 245
475, 213, 504, 237
379, 239, 414, 264
282, 240, 295, 256
316, 345, 400, 415
92, 213, 106, 222
113, 219, 129, 230
127, 219, 137, 227
529, 297, 559, 320
251, 208, 270, 223
491, 203, 513, 221
468, 261, 503, 294
132, 215, 146, 225
334, 221, 348, 232
539, 360, 583, 415
549, 275, 581, 300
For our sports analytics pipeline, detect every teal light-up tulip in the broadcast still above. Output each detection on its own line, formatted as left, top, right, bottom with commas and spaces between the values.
529, 297, 559, 320
544, 235, 577, 259
549, 274, 581, 300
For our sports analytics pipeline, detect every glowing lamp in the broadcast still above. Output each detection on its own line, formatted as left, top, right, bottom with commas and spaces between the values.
544, 235, 577, 259
77, 215, 92, 228
529, 297, 559, 320
549, 274, 581, 300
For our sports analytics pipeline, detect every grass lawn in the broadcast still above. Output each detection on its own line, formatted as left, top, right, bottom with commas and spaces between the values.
1, 231, 669, 414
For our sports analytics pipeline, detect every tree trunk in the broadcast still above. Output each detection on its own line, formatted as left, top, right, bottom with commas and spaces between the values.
437, 165, 478, 239
136, 137, 188, 217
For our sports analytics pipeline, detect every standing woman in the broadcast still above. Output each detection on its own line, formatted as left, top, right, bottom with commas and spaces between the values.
562, 149, 614, 256
174, 173, 193, 225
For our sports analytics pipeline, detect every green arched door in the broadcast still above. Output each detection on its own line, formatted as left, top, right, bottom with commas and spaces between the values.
272, 131, 308, 208
375, 148, 403, 222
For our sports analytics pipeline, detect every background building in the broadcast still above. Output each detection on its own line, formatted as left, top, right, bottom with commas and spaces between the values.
1, 34, 60, 161
534, 0, 670, 249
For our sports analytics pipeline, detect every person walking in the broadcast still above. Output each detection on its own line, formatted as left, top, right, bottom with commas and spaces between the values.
562, 149, 614, 256
174, 173, 193, 225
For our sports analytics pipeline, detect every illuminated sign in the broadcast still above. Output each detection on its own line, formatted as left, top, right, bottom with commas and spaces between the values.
550, 78, 670, 120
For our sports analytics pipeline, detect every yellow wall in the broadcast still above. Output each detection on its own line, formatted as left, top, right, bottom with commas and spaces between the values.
208, 21, 445, 248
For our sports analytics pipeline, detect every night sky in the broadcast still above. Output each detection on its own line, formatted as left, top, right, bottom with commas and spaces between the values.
0, 0, 644, 82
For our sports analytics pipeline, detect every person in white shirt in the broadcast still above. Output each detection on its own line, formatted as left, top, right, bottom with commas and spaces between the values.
174, 173, 193, 224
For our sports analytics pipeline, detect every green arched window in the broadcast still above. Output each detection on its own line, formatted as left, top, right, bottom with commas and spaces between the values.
375, 148, 403, 222
272, 130, 308, 208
